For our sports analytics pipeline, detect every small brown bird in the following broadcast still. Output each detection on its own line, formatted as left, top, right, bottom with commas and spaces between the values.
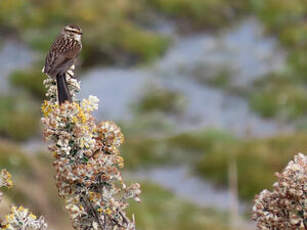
43, 24, 82, 104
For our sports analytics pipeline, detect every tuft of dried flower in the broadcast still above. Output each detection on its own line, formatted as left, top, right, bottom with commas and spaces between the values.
252, 153, 307, 230
0, 169, 13, 190
0, 170, 48, 230
42, 66, 141, 230
0, 169, 13, 207
2, 206, 48, 230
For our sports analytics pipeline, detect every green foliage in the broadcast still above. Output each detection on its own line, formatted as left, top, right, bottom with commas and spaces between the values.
0, 0, 169, 66
146, 0, 249, 29
250, 84, 307, 119
83, 23, 170, 66
10, 66, 46, 99
249, 73, 307, 119
206, 69, 232, 88
196, 132, 307, 200
134, 87, 186, 114
190, 64, 234, 89
251, 0, 307, 81
116, 25, 170, 63
123, 125, 307, 200
129, 182, 231, 230
23, 27, 63, 54
122, 128, 235, 168
167, 129, 236, 153
122, 137, 169, 169
0, 141, 32, 175
0, 95, 40, 141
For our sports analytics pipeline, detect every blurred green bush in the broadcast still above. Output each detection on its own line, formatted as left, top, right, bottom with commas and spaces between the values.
0, 0, 169, 66
0, 140, 32, 174
133, 87, 186, 115
196, 132, 307, 200
10, 65, 46, 99
249, 73, 307, 119
0, 0, 255, 66
146, 0, 249, 30
0, 95, 40, 141
130, 182, 232, 230
122, 128, 236, 169
247, 0, 307, 120
122, 125, 307, 201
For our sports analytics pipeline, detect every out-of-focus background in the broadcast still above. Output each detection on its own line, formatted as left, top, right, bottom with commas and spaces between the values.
0, 1, 306, 229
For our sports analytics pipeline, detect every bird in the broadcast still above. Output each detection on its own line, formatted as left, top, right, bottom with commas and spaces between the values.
43, 24, 83, 104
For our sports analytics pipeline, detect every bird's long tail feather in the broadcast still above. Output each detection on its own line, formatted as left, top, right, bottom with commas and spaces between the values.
56, 73, 72, 105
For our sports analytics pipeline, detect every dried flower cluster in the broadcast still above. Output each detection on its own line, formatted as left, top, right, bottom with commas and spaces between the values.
41, 66, 141, 230
0, 169, 48, 230
0, 169, 13, 189
2, 206, 48, 230
252, 153, 307, 230
0, 169, 13, 205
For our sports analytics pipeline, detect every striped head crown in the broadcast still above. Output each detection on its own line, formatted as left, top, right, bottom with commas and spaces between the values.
62, 24, 83, 40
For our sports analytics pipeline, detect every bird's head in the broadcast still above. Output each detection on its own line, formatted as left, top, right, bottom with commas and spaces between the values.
62, 24, 83, 41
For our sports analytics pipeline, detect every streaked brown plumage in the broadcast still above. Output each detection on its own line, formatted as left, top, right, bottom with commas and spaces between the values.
43, 24, 82, 104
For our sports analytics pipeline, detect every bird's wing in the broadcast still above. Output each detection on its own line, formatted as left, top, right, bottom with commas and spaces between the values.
44, 35, 81, 75
52, 35, 82, 56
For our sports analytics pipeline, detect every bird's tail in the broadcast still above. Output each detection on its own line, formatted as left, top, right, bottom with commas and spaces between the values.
56, 73, 72, 105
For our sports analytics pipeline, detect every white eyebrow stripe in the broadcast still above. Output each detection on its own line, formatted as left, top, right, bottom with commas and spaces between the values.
65, 28, 82, 34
